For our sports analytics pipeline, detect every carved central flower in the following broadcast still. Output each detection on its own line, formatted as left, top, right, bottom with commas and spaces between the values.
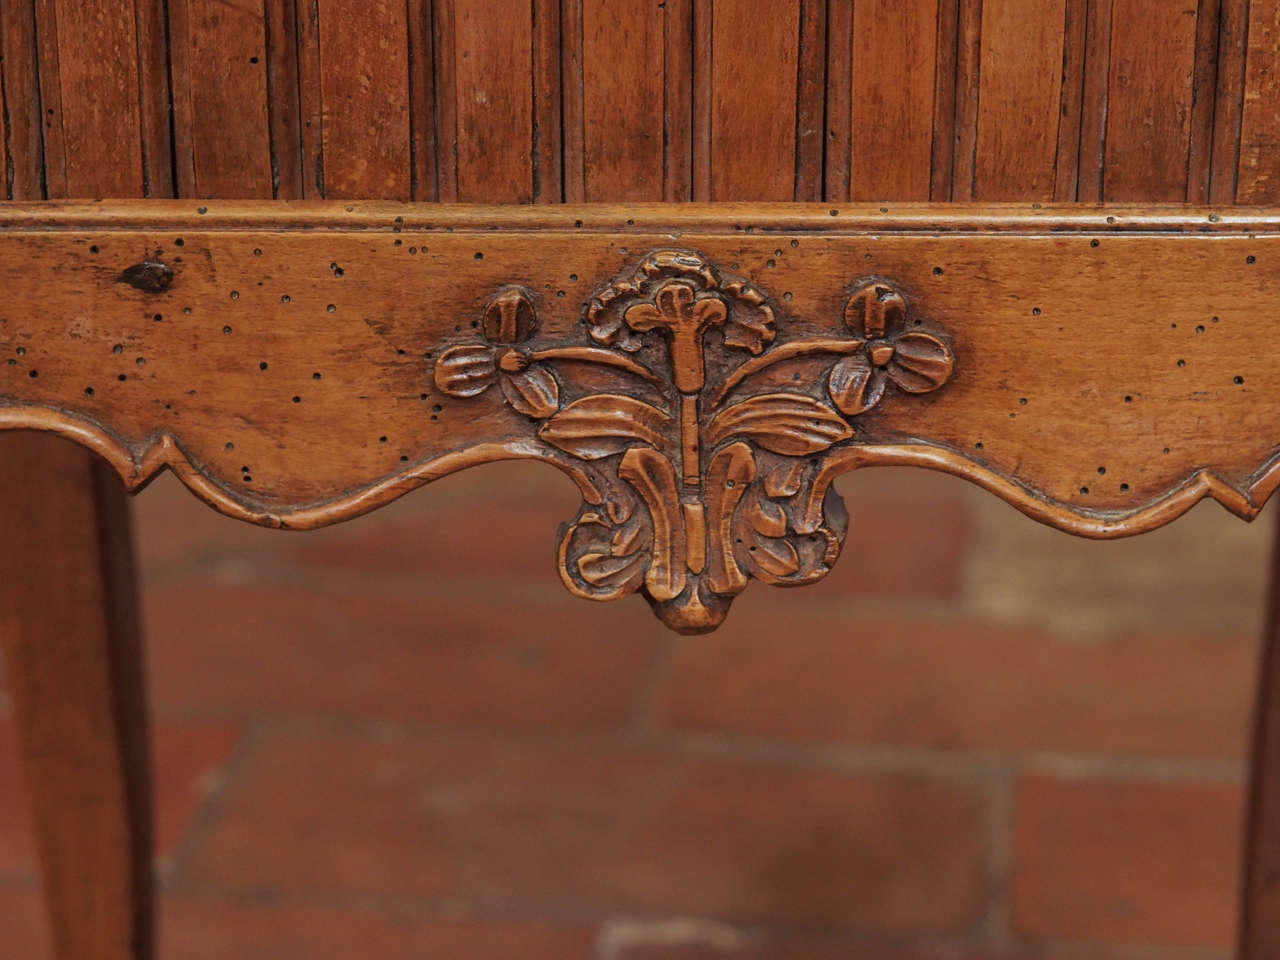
623, 281, 727, 393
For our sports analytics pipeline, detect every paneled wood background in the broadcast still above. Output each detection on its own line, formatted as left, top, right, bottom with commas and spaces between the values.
1, 0, 1278, 206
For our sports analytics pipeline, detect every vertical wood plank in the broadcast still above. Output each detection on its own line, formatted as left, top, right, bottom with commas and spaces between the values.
1210, 0, 1250, 202
133, 0, 173, 198
532, 0, 561, 202
38, 0, 145, 197
406, 0, 437, 201
794, 0, 827, 201
265, 0, 304, 200
296, 0, 325, 197
1236, 0, 1280, 203
1102, 0, 1199, 201
951, 0, 983, 200
663, 0, 693, 201
580, 0, 665, 201
1186, 0, 1223, 203
0, 1, 43, 199
32, 0, 68, 197
1077, 0, 1113, 201
451, 0, 533, 202
0, 45, 7, 199
1053, 0, 1088, 200
972, 0, 1067, 200
315, 0, 411, 199
849, 0, 939, 201
930, 0, 959, 201
430, 0, 457, 201
1241, 517, 1280, 960
169, 0, 274, 198
823, 0, 853, 201
690, 0, 712, 199
561, 0, 585, 202
709, 0, 799, 200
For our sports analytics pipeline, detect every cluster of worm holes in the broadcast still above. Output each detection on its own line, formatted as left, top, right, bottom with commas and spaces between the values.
950, 240, 1259, 501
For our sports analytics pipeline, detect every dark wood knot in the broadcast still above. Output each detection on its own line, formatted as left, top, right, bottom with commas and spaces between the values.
118, 260, 174, 292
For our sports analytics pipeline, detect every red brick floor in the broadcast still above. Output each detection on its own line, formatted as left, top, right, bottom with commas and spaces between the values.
0, 462, 1269, 959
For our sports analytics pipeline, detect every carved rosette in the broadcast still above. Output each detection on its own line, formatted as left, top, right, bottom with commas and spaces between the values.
435, 251, 955, 633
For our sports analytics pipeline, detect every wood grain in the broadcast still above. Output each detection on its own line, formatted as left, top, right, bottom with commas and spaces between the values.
1102, 0, 1200, 201
973, 0, 1067, 200
1211, 0, 1252, 203
848, 0, 939, 201
315, 0, 411, 199
0, 1, 44, 200
1237, 0, 1280, 203
0, 10, 155, 957
1243, 516, 1280, 958
170, 0, 274, 197
36, 0, 145, 198
451, 0, 533, 203
708, 0, 798, 200
264, 0, 305, 200
0, 434, 152, 960
2, 201, 1279, 631
580, 0, 665, 201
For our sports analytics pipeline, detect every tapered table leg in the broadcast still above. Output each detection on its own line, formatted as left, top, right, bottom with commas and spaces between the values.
1241, 513, 1280, 957
0, 433, 153, 960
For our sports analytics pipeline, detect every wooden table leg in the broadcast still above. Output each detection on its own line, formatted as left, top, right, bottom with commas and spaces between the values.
0, 433, 153, 960
1242, 513, 1280, 957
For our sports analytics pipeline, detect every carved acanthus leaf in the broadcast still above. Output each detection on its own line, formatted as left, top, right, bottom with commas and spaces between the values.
706, 394, 854, 456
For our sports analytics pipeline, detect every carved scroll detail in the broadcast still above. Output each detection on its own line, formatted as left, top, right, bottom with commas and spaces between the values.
434, 251, 954, 633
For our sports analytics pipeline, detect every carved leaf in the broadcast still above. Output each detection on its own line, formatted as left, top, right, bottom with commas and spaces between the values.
746, 495, 788, 538
557, 510, 649, 603
618, 446, 687, 602
887, 332, 955, 394
499, 364, 560, 419
764, 460, 805, 498
748, 534, 801, 579
720, 281, 777, 355
538, 394, 671, 460
707, 394, 853, 456
434, 343, 496, 398
578, 551, 647, 592
828, 353, 886, 415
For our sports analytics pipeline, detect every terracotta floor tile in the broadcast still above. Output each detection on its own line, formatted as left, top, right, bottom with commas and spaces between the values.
1013, 774, 1243, 948
654, 608, 1255, 760
145, 580, 659, 730
187, 728, 987, 936
161, 897, 596, 960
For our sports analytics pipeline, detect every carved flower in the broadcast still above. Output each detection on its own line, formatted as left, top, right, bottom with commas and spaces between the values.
828, 280, 954, 416
434, 287, 560, 419
586, 250, 777, 361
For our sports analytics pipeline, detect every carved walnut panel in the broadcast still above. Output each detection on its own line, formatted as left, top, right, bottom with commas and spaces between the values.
1, 203, 1278, 632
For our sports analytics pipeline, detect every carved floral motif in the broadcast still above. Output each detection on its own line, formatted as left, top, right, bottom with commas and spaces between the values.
434, 252, 955, 633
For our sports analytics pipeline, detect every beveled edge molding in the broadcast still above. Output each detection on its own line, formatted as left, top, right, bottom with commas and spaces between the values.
1, 200, 1279, 235
3, 404, 1277, 536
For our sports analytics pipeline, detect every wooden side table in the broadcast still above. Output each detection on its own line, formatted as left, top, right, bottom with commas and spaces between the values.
4, 1, 1280, 957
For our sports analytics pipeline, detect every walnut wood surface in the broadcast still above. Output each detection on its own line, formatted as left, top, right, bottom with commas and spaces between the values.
0, 436, 152, 960
0, 200, 1277, 630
